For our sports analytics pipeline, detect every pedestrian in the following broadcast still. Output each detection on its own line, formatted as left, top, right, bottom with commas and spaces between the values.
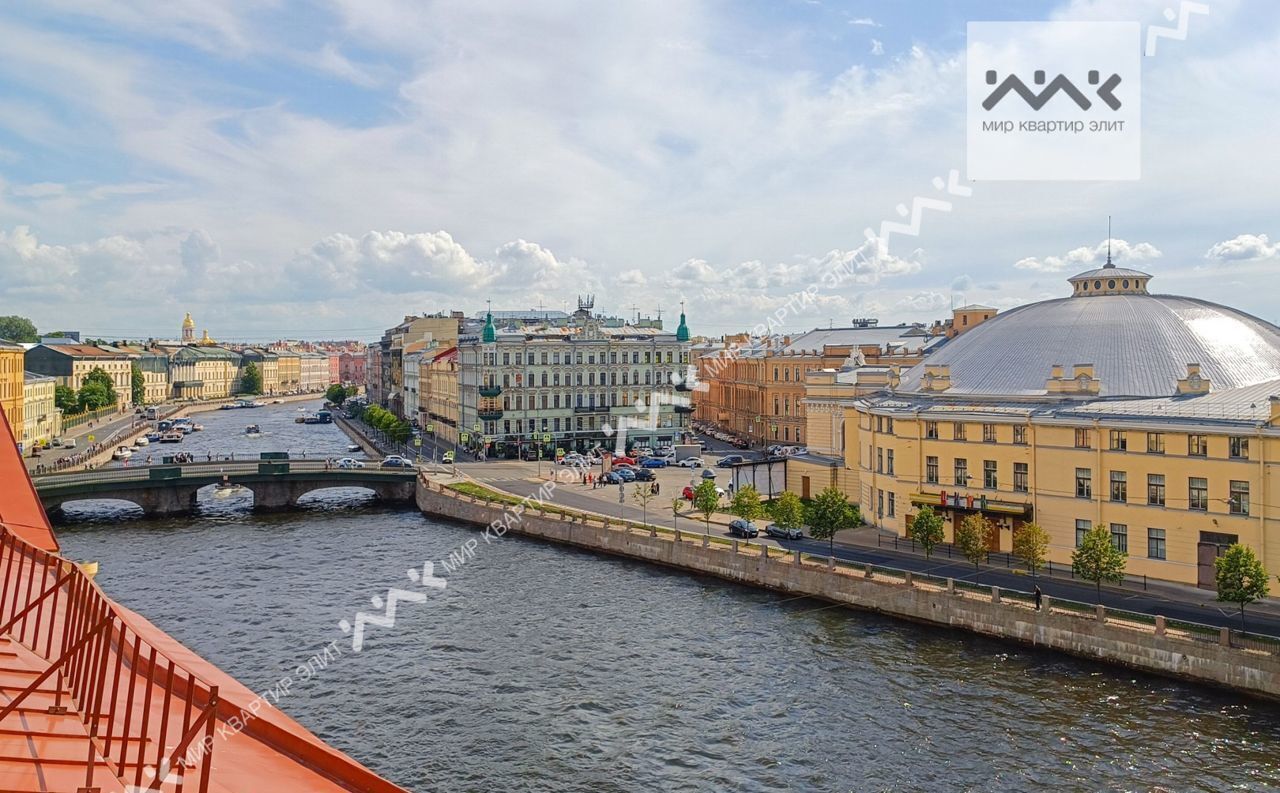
654, 481, 660, 496
1034, 584, 1043, 611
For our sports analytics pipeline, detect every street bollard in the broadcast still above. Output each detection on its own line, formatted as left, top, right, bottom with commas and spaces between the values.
702, 535, 709, 548
674, 529, 681, 543
1155, 615, 1166, 637
827, 556, 835, 570
731, 540, 738, 554
1220, 627, 1231, 647
991, 586, 1000, 604
864, 564, 873, 579
1042, 596, 1051, 612
1096, 605, 1107, 624
904, 572, 913, 587
794, 550, 801, 566
946, 578, 955, 594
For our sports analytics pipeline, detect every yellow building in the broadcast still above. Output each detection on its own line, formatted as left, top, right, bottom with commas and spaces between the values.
241, 350, 281, 395
276, 351, 301, 393
0, 340, 23, 436
423, 346, 460, 447
23, 344, 132, 407
162, 346, 242, 400
21, 372, 61, 447
835, 262, 1280, 588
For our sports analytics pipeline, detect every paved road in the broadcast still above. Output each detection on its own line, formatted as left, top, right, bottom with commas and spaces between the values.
481, 472, 1280, 639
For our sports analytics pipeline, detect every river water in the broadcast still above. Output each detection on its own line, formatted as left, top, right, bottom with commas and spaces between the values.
53, 403, 1280, 792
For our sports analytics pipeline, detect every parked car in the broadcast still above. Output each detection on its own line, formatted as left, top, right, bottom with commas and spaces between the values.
676, 457, 704, 468
63, 438, 77, 449
700, 469, 717, 479
336, 457, 365, 469
632, 468, 656, 481
602, 471, 627, 485
613, 455, 637, 466
717, 455, 744, 467
640, 457, 667, 468
442, 451, 455, 464
613, 467, 636, 481
381, 455, 412, 468
561, 453, 586, 466
764, 523, 803, 540
728, 519, 759, 538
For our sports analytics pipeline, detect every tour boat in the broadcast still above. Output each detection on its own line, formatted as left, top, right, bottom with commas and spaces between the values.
112, 446, 133, 460
245, 424, 261, 436
133, 436, 149, 446
160, 432, 183, 443
146, 432, 161, 442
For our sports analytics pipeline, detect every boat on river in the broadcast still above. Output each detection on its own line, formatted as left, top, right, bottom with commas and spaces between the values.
112, 446, 133, 460
159, 432, 183, 443
245, 424, 261, 436
133, 436, 149, 447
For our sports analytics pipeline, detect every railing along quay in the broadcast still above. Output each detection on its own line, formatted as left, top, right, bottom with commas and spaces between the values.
0, 525, 220, 791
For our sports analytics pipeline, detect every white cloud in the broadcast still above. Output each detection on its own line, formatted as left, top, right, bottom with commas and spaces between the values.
849, 17, 880, 27
870, 39, 884, 55
1013, 239, 1162, 272
1205, 233, 1279, 262
617, 268, 647, 286
894, 291, 949, 313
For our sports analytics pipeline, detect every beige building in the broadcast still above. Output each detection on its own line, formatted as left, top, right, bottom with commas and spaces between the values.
821, 262, 1280, 588
22, 372, 61, 447
276, 351, 301, 393
299, 351, 330, 393
162, 346, 242, 400
423, 346, 460, 447
0, 340, 22, 434
241, 349, 281, 395
24, 344, 132, 407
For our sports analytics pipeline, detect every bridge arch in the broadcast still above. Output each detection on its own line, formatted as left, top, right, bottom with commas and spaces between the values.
46, 497, 147, 521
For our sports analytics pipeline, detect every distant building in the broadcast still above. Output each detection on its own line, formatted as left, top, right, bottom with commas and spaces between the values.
21, 372, 61, 447
299, 352, 330, 392
24, 344, 132, 407
158, 345, 242, 400
0, 340, 24, 433
339, 351, 366, 385
276, 351, 301, 393
240, 349, 281, 395
424, 346, 460, 447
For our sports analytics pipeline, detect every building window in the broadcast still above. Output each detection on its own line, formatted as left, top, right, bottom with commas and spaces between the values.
887, 492, 896, 517
876, 447, 883, 473
983, 460, 997, 489
1146, 432, 1165, 454
1109, 429, 1126, 451
1230, 436, 1250, 459
1074, 428, 1090, 449
1188, 434, 1208, 457
876, 416, 883, 432
953, 422, 967, 441
1110, 523, 1128, 553
1109, 471, 1127, 502
925, 421, 938, 439
1075, 519, 1091, 548
1075, 468, 1092, 499
1189, 477, 1208, 511
983, 424, 997, 443
886, 449, 895, 476
1014, 462, 1028, 492
1147, 474, 1165, 507
877, 489, 884, 517
954, 458, 969, 487
926, 456, 939, 484
1230, 481, 1250, 516
1013, 425, 1026, 445
1147, 528, 1166, 560
885, 417, 894, 434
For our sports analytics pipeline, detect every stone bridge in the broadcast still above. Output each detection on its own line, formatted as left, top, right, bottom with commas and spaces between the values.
32, 460, 418, 518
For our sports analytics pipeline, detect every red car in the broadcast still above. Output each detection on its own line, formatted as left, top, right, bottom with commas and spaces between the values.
613, 455, 637, 466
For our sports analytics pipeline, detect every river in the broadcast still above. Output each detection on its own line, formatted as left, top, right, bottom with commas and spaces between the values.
52, 402, 1280, 792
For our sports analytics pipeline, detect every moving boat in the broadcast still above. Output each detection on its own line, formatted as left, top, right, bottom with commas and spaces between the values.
245, 425, 262, 436
133, 436, 149, 446
159, 432, 183, 443
192, 423, 204, 432
112, 446, 133, 460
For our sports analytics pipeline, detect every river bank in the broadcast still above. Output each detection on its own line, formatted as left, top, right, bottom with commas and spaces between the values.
416, 474, 1280, 702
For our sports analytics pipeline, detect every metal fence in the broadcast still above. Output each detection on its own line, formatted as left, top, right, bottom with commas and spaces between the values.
0, 525, 220, 791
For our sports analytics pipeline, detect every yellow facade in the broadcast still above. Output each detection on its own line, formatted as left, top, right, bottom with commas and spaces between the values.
424, 347, 460, 447
21, 373, 60, 446
0, 343, 23, 435
276, 353, 301, 392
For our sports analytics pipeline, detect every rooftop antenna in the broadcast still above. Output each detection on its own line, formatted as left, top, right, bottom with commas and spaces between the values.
1105, 216, 1113, 268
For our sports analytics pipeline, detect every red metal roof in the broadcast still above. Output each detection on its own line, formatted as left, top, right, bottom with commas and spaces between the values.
0, 402, 408, 792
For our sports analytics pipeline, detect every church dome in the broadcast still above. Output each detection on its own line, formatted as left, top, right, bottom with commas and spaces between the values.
896, 267, 1280, 399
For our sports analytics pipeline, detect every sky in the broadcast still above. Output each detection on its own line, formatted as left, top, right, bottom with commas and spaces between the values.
0, 0, 1277, 342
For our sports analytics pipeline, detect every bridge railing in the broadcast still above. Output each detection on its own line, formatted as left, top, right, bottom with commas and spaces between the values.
0, 525, 220, 792
32, 459, 419, 489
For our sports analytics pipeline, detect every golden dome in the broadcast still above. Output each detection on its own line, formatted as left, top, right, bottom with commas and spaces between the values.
182, 312, 195, 329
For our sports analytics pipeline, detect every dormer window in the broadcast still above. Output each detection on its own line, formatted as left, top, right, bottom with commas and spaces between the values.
1108, 279, 1116, 289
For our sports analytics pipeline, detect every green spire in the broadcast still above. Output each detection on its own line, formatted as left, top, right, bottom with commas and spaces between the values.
482, 303, 496, 344
675, 301, 690, 342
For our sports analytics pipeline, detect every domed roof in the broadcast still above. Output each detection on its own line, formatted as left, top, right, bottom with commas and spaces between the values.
182, 312, 195, 329
897, 268, 1280, 399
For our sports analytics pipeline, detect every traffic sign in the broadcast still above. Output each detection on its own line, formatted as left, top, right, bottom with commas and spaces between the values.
461, 431, 470, 442
414, 438, 422, 447
542, 433, 552, 443
88, 435, 95, 442
426, 423, 435, 433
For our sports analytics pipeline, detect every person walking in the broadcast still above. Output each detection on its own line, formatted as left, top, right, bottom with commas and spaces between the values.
653, 481, 660, 496
1034, 585, 1043, 611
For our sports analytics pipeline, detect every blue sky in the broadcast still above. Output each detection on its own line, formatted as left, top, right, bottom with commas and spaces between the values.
0, 0, 1277, 341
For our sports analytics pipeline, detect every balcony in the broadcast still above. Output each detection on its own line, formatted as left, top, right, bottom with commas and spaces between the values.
573, 404, 610, 413
477, 408, 504, 421
674, 404, 694, 413
479, 385, 502, 398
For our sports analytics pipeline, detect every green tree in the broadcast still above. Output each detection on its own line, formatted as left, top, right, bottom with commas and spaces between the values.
1072, 523, 1128, 603
1215, 543, 1269, 632
955, 513, 994, 580
130, 362, 146, 405
671, 497, 684, 531
326, 383, 349, 406
0, 315, 39, 343
729, 484, 764, 521
240, 361, 263, 395
907, 505, 945, 560
1012, 521, 1050, 577
55, 385, 79, 413
806, 486, 857, 554
692, 479, 720, 535
77, 367, 117, 411
767, 490, 806, 530
632, 482, 656, 526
